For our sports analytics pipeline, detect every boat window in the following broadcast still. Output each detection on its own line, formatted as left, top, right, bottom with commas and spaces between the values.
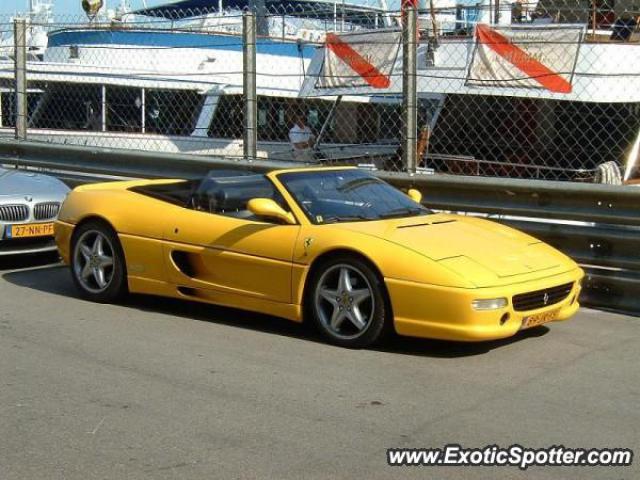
208, 94, 244, 139
30, 83, 102, 130
428, 95, 640, 179
1, 91, 41, 128
208, 95, 385, 144
377, 100, 433, 143
0, 93, 9, 127
378, 104, 402, 142
455, 4, 480, 33
258, 96, 300, 141
106, 86, 142, 133
27, 82, 203, 136
145, 89, 203, 136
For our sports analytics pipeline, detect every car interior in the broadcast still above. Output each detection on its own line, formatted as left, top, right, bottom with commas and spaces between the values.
129, 170, 289, 222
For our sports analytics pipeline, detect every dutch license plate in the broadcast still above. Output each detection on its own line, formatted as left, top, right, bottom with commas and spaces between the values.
523, 309, 560, 329
6, 222, 55, 239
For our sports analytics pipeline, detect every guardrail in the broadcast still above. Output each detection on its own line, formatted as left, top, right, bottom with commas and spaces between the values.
2, 139, 639, 315
0, 139, 298, 178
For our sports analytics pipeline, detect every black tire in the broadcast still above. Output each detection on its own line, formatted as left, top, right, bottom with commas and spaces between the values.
306, 255, 390, 348
70, 220, 128, 303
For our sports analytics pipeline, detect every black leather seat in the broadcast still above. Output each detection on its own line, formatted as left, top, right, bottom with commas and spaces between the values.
193, 174, 276, 215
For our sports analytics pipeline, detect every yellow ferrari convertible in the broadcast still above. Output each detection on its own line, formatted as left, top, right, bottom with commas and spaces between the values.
55, 167, 583, 348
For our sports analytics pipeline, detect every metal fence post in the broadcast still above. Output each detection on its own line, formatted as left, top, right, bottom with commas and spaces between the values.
14, 18, 27, 141
402, 6, 418, 174
243, 10, 257, 162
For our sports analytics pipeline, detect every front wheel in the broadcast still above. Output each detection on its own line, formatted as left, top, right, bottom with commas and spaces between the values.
308, 256, 390, 348
70, 221, 127, 303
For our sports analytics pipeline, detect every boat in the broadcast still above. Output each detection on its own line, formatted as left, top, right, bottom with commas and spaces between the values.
300, 8, 640, 181
0, 0, 404, 163
4, 0, 634, 180
0, 0, 54, 60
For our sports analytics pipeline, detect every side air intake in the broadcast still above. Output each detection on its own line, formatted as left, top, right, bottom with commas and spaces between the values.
170, 250, 198, 278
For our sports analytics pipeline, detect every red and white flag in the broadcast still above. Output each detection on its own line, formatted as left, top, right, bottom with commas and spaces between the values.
467, 25, 582, 93
317, 31, 401, 90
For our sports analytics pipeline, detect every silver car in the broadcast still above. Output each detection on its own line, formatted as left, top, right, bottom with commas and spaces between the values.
0, 167, 69, 256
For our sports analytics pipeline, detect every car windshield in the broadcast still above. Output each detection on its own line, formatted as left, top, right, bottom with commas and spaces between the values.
278, 169, 431, 224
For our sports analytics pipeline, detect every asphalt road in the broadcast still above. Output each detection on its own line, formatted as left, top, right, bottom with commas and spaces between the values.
1, 255, 638, 480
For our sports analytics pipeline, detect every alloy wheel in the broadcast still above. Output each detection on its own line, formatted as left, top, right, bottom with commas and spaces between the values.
314, 264, 375, 340
73, 229, 115, 294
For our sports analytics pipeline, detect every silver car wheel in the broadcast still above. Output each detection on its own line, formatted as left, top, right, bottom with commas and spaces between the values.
314, 264, 375, 340
73, 229, 115, 294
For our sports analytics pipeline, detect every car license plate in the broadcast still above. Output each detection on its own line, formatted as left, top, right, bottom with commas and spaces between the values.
523, 308, 560, 329
6, 222, 55, 239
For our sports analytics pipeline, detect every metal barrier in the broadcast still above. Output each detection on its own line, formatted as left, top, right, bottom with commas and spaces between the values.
2, 138, 639, 315
378, 172, 640, 226
0, 138, 297, 178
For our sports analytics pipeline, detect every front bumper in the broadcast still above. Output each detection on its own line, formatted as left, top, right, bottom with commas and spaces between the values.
54, 220, 74, 264
0, 236, 58, 256
386, 268, 584, 341
0, 223, 57, 256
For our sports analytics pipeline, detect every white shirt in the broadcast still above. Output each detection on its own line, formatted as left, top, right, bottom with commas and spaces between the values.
289, 124, 315, 162
289, 124, 313, 151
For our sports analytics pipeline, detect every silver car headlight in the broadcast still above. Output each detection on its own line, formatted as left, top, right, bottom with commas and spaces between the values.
471, 297, 508, 311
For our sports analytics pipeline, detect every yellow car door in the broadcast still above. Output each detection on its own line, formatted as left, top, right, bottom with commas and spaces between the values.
162, 208, 301, 304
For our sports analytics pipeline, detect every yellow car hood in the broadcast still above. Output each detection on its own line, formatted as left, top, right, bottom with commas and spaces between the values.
337, 214, 572, 287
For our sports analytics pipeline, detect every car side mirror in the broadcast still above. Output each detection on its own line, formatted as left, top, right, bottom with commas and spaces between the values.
247, 198, 296, 225
407, 188, 423, 203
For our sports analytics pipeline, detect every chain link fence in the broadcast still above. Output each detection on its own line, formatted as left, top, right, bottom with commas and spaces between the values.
1, 0, 640, 183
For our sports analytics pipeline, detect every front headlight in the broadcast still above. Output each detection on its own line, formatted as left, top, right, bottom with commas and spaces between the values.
472, 297, 508, 311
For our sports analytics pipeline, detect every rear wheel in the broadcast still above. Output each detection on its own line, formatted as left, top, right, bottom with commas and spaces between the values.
308, 256, 390, 348
71, 221, 127, 303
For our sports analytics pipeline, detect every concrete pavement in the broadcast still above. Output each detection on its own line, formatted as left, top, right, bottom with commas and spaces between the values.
0, 256, 638, 480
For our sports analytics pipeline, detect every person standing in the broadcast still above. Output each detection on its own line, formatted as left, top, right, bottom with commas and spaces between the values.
289, 114, 316, 162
